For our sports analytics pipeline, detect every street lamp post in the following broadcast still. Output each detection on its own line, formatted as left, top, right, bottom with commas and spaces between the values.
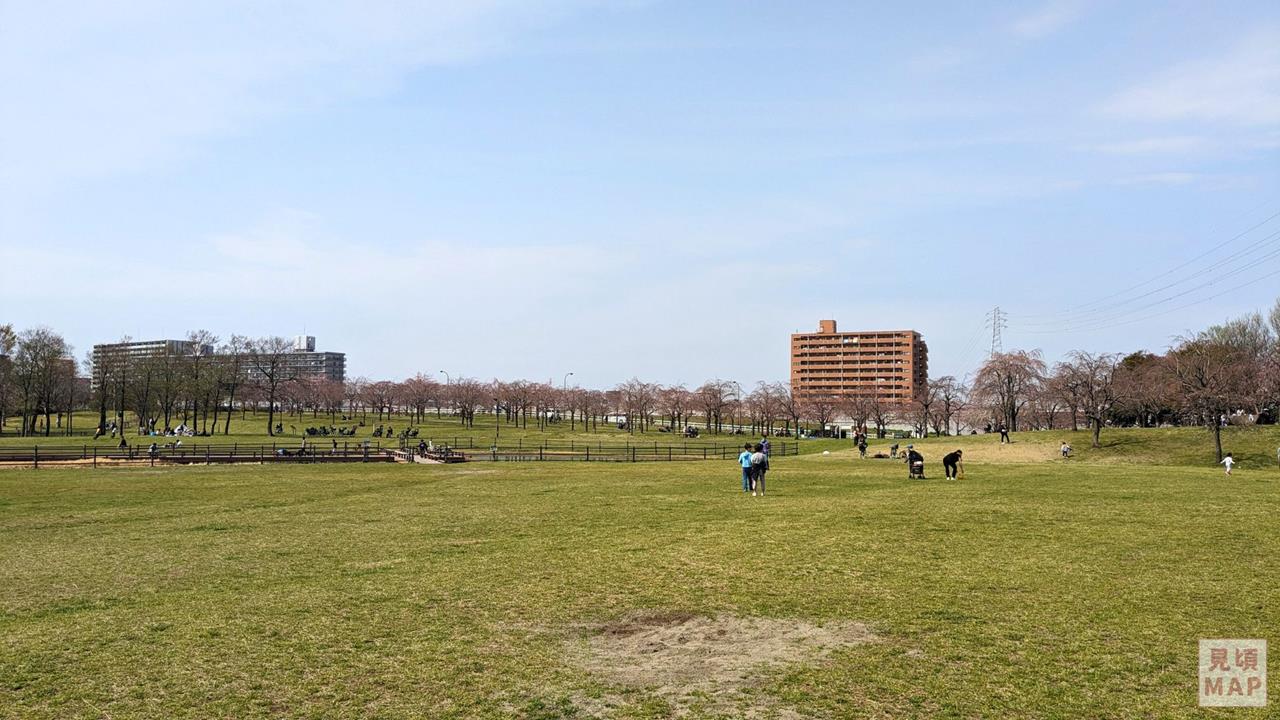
440, 371, 452, 420
493, 398, 501, 448
561, 372, 575, 430
731, 381, 743, 433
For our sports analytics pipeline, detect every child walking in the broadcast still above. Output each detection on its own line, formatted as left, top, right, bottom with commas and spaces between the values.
738, 443, 753, 492
750, 443, 769, 496
1221, 453, 1234, 476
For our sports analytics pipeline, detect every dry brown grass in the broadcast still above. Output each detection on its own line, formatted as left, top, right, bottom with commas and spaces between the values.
570, 611, 875, 717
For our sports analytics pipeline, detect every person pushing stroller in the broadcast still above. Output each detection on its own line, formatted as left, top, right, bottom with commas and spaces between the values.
905, 445, 925, 479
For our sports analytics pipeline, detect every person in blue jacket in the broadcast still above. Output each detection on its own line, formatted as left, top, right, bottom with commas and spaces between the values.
738, 442, 754, 492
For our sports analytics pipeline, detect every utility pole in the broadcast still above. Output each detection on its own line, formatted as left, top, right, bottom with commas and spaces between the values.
987, 307, 1007, 357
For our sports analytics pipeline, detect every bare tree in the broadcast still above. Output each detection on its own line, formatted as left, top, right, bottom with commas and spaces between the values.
697, 380, 733, 434
659, 384, 694, 431
1048, 362, 1085, 431
746, 382, 781, 435
1063, 351, 1122, 448
183, 330, 218, 434
12, 327, 73, 436
401, 374, 438, 423
1167, 333, 1252, 461
363, 380, 398, 422
777, 383, 802, 437
248, 336, 297, 436
972, 350, 1047, 431
584, 390, 611, 432
448, 377, 487, 427
801, 394, 840, 435
928, 376, 968, 435
1203, 312, 1276, 418
910, 381, 941, 437
0, 324, 13, 434
617, 378, 658, 433
840, 394, 872, 437
867, 398, 892, 439
218, 335, 249, 434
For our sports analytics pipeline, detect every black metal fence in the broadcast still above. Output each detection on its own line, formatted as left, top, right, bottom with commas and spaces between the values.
403, 436, 795, 453
0, 441, 389, 469
400, 438, 799, 463
0, 438, 799, 469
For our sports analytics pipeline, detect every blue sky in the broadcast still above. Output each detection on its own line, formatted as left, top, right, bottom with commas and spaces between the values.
2, 0, 1278, 387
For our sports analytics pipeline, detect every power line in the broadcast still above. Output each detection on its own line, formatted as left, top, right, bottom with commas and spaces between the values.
1022, 242, 1280, 333
1016, 227, 1280, 329
1002, 203, 1280, 340
1011, 205, 1280, 321
1020, 263, 1280, 335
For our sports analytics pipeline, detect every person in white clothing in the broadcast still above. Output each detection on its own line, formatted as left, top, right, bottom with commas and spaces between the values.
1220, 453, 1234, 476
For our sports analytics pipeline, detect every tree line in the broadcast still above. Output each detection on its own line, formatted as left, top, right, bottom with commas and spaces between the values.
967, 300, 1280, 458
2, 301, 1276, 451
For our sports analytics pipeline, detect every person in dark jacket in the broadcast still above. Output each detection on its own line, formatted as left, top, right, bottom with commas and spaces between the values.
943, 449, 963, 479
906, 446, 924, 479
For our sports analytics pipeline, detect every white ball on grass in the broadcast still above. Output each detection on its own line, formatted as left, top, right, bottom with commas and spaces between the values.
822, 450, 830, 456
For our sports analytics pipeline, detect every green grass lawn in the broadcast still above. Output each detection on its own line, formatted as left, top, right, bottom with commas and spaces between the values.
2, 430, 1278, 718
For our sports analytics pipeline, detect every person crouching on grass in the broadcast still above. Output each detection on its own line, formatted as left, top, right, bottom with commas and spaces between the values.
750, 443, 769, 496
738, 443, 753, 492
943, 449, 963, 480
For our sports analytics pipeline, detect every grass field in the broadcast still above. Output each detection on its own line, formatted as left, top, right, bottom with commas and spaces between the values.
2, 428, 1278, 718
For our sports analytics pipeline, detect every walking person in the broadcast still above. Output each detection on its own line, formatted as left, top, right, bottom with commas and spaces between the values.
738, 443, 753, 493
750, 443, 769, 496
998, 424, 1010, 444
858, 437, 868, 459
1221, 453, 1235, 476
943, 449, 963, 480
760, 436, 771, 456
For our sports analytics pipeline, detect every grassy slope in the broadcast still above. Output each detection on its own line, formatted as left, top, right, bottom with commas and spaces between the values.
899, 425, 1280, 470
1, 440, 1278, 718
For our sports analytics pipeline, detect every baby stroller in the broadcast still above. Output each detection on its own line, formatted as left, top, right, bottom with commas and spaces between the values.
906, 446, 925, 479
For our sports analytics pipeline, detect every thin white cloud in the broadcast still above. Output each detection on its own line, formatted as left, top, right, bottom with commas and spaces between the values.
1009, 0, 1086, 39
0, 1, 602, 194
1088, 136, 1211, 155
1103, 29, 1280, 126
1111, 172, 1196, 186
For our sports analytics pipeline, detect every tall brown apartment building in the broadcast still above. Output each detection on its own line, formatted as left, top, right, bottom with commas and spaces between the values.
790, 320, 928, 404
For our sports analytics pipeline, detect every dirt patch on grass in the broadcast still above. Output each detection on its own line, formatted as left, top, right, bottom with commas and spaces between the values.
570, 611, 874, 716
